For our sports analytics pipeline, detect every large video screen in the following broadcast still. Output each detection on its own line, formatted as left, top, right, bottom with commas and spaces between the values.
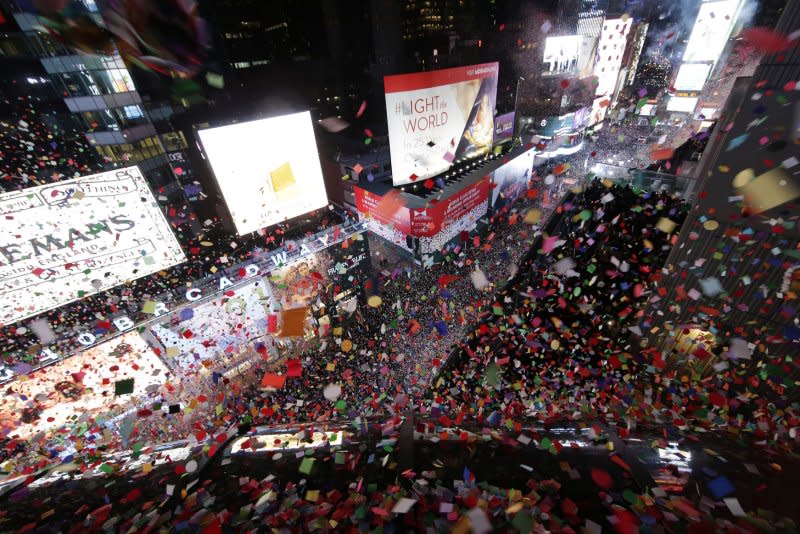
543, 35, 582, 75
491, 148, 535, 210
0, 166, 185, 326
667, 96, 699, 113
683, 0, 741, 63
384, 62, 499, 186
0, 331, 168, 440
197, 111, 329, 235
149, 278, 273, 371
674, 63, 713, 91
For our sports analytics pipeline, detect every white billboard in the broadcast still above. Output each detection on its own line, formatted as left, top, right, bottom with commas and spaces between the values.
384, 62, 499, 186
594, 18, 633, 98
667, 96, 699, 113
543, 35, 582, 74
674, 63, 713, 91
0, 166, 185, 326
197, 111, 329, 235
683, 0, 742, 63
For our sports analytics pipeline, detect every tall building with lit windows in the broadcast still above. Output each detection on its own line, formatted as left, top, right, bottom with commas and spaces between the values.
0, 0, 179, 196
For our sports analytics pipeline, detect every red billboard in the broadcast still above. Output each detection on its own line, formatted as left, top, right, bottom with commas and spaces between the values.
409, 175, 491, 237
354, 186, 411, 235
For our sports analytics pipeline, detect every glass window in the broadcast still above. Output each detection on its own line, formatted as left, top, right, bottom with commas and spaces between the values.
91, 68, 135, 94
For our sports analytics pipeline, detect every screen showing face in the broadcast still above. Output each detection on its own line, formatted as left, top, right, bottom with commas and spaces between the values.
197, 111, 329, 235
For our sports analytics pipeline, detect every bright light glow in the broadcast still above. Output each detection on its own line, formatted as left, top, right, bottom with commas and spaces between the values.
0, 332, 168, 440
230, 431, 343, 454
683, 0, 742, 63
543, 35, 582, 74
594, 18, 633, 97
638, 103, 656, 116
698, 107, 718, 119
674, 63, 713, 91
491, 148, 534, 207
667, 96, 699, 113
0, 166, 185, 325
197, 111, 329, 235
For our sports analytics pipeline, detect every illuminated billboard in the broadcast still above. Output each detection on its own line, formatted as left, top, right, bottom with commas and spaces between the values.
197, 111, 329, 235
674, 63, 713, 91
494, 111, 515, 143
0, 166, 185, 326
594, 18, 633, 98
683, 0, 742, 63
491, 148, 535, 210
543, 35, 582, 75
0, 331, 168, 439
588, 96, 610, 126
384, 62, 499, 186
667, 96, 699, 113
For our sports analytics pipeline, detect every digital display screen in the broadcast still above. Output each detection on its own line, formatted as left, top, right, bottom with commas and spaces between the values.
197, 111, 329, 235
384, 62, 499, 186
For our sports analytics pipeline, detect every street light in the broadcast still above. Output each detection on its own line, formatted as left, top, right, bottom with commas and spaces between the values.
513, 76, 526, 141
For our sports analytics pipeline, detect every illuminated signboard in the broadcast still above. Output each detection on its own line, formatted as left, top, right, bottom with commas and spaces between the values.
674, 62, 713, 91
683, 0, 742, 63
543, 35, 582, 75
594, 18, 633, 98
197, 111, 329, 236
0, 166, 185, 326
667, 96, 699, 113
384, 62, 499, 186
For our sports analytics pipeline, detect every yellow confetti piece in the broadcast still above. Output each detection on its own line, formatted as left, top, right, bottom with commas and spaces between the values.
306, 490, 319, 502
523, 209, 542, 224
341, 339, 353, 352
367, 295, 382, 307
718, 165, 730, 173
703, 220, 719, 231
550, 339, 560, 350
732, 168, 755, 187
656, 217, 677, 233
332, 327, 343, 336
326, 362, 335, 371
142, 462, 153, 474
200, 241, 213, 247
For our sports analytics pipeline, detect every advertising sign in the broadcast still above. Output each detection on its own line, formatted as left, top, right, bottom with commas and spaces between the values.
667, 96, 699, 113
0, 331, 168, 439
491, 148, 535, 210
674, 62, 713, 91
150, 278, 273, 370
594, 18, 633, 98
543, 35, 582, 75
0, 166, 185, 326
416, 176, 491, 253
494, 111, 516, 143
410, 175, 491, 238
384, 62, 499, 186
683, 0, 742, 63
197, 111, 329, 236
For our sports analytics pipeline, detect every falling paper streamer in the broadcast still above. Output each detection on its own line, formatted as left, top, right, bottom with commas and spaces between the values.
29, 318, 57, 345
323, 383, 342, 402
471, 266, 490, 290
278, 306, 308, 337
734, 167, 800, 214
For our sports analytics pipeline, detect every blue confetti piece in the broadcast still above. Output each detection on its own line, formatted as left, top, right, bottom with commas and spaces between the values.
708, 475, 735, 500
